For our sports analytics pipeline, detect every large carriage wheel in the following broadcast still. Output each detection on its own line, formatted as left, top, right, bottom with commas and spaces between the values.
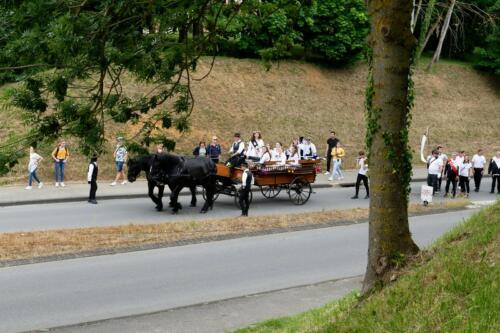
234, 187, 253, 209
288, 177, 312, 205
202, 186, 220, 202
260, 185, 282, 199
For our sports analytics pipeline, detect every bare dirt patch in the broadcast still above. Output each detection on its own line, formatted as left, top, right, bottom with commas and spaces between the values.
0, 199, 470, 265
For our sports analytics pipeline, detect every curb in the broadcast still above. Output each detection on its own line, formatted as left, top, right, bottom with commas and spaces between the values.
0, 183, 334, 207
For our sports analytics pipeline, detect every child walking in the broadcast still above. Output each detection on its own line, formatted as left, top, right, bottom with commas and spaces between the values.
87, 154, 99, 204
25, 147, 43, 190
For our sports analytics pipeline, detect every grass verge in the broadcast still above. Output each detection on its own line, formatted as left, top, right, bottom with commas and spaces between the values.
234, 201, 500, 333
0, 200, 470, 264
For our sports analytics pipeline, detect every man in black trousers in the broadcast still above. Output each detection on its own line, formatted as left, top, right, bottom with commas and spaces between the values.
239, 166, 253, 216
87, 154, 99, 204
325, 131, 338, 176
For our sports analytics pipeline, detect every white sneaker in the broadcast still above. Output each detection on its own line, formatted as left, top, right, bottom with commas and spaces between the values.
121, 180, 127, 185
60, 182, 66, 187
38, 182, 44, 189
25, 186, 32, 190
110, 181, 117, 186
328, 178, 333, 181
55, 182, 60, 187
324, 171, 330, 175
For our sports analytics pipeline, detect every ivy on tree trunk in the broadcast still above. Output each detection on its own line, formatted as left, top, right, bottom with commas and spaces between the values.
363, 0, 420, 293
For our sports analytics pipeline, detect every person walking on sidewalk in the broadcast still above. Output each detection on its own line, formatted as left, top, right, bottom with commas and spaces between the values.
328, 142, 345, 181
351, 151, 369, 199
239, 166, 253, 216
324, 131, 338, 175
51, 140, 69, 187
471, 149, 486, 192
443, 152, 459, 198
25, 147, 43, 190
458, 155, 472, 197
488, 151, 500, 194
87, 154, 98, 204
427, 149, 443, 195
111, 137, 128, 186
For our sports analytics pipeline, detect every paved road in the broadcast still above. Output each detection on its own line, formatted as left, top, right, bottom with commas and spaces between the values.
0, 180, 496, 233
0, 209, 475, 333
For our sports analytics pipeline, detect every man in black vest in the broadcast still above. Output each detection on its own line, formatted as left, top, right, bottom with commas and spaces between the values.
239, 167, 253, 216
87, 154, 99, 204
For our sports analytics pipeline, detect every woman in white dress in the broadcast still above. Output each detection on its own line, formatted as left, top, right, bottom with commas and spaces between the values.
272, 142, 287, 165
259, 146, 272, 164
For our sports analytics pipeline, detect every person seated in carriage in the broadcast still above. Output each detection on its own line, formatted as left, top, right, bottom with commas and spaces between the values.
259, 146, 272, 164
246, 131, 264, 162
271, 142, 287, 165
287, 145, 300, 165
226, 133, 246, 168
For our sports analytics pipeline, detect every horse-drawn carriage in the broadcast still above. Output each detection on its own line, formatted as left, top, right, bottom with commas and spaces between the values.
203, 160, 320, 207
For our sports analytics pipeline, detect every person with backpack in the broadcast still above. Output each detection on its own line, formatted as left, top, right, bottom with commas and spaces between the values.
207, 136, 222, 163
25, 146, 44, 190
87, 154, 99, 204
51, 140, 70, 187
488, 151, 500, 194
239, 166, 253, 216
443, 152, 459, 198
111, 137, 128, 186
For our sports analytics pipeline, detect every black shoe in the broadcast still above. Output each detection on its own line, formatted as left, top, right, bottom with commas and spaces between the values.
490, 191, 494, 194
351, 195, 358, 199
474, 189, 479, 192
88, 200, 98, 204
364, 195, 369, 199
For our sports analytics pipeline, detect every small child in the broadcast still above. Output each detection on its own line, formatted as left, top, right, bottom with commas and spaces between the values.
87, 154, 99, 204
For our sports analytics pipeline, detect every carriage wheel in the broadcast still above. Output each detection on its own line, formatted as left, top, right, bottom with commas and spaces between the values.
202, 187, 220, 202
288, 177, 312, 205
260, 185, 281, 199
234, 187, 253, 208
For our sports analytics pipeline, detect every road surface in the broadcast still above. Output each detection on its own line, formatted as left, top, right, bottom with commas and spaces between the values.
0, 209, 476, 333
0, 180, 495, 232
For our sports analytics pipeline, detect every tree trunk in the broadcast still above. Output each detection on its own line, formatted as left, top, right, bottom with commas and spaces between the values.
363, 0, 420, 293
427, 0, 456, 70
415, 0, 437, 63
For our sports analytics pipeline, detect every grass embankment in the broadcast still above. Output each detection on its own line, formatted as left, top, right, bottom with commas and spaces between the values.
0, 200, 470, 264
235, 201, 500, 333
1, 58, 499, 184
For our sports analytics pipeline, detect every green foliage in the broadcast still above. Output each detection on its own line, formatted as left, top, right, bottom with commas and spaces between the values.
474, 26, 500, 75
0, 0, 235, 171
216, 0, 368, 65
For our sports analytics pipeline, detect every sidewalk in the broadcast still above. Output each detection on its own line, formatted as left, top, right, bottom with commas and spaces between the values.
0, 168, 430, 207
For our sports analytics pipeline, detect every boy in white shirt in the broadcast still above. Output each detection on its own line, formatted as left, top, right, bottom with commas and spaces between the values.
471, 149, 486, 192
351, 151, 369, 199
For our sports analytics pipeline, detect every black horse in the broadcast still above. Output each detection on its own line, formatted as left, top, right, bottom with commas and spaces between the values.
127, 155, 197, 211
149, 154, 217, 214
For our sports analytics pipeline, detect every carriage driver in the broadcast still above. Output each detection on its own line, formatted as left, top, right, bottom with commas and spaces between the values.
226, 133, 245, 167
239, 166, 254, 216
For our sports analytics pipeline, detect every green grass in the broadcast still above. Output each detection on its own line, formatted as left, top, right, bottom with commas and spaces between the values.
235, 201, 500, 333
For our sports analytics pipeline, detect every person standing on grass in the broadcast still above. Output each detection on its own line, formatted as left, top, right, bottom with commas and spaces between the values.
328, 142, 345, 181
471, 149, 486, 192
207, 136, 222, 164
111, 137, 128, 186
443, 152, 459, 198
87, 154, 98, 204
488, 151, 500, 194
458, 155, 472, 198
351, 151, 369, 199
427, 149, 443, 195
325, 131, 338, 176
239, 166, 253, 216
51, 140, 69, 187
25, 147, 43, 190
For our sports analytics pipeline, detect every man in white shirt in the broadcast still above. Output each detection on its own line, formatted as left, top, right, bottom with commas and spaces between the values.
427, 150, 444, 195
351, 151, 369, 199
436, 145, 448, 192
239, 166, 253, 216
227, 133, 245, 167
471, 149, 486, 192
